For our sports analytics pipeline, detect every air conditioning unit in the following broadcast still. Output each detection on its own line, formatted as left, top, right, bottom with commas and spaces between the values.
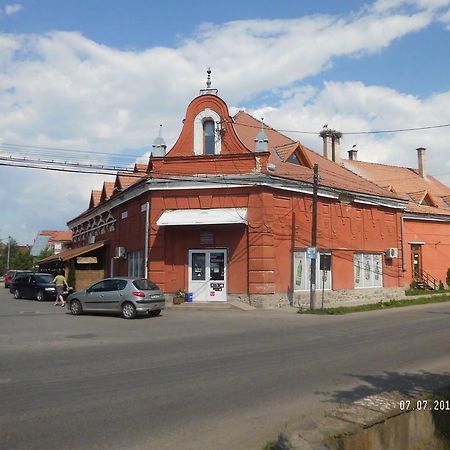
386, 248, 398, 259
115, 246, 127, 259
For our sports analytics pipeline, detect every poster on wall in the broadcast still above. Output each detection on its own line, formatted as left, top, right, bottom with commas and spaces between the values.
354, 253, 363, 288
293, 252, 307, 291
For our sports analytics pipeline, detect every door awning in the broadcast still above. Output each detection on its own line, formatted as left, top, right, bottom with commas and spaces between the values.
157, 208, 248, 226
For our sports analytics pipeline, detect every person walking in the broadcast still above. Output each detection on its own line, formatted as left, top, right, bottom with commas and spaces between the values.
53, 270, 69, 306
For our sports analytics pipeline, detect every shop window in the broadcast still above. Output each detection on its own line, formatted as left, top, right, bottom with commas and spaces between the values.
354, 253, 383, 288
128, 250, 144, 278
293, 251, 332, 291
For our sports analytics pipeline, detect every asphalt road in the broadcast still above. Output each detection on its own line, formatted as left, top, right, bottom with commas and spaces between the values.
0, 287, 449, 450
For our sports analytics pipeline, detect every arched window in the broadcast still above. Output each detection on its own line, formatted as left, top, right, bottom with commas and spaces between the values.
203, 119, 215, 155
194, 109, 221, 155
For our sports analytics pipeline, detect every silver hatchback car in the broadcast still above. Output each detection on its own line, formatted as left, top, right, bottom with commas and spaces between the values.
67, 277, 165, 319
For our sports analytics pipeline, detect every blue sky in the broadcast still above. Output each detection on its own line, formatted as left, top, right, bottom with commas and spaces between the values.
1, 0, 450, 244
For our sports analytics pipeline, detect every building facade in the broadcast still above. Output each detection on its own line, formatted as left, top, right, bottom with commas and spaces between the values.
65, 83, 412, 307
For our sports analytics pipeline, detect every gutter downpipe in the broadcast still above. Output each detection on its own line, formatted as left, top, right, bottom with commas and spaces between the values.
144, 201, 150, 278
400, 214, 406, 272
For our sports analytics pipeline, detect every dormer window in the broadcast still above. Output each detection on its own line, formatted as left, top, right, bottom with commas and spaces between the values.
194, 108, 222, 155
203, 119, 215, 155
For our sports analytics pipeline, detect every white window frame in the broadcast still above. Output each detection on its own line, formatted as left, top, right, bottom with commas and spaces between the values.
354, 253, 383, 288
193, 108, 222, 155
293, 251, 332, 292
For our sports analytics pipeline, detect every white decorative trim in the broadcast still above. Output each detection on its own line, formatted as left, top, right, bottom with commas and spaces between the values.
193, 108, 222, 155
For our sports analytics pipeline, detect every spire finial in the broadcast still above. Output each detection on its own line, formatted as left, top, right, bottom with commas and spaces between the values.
199, 67, 218, 96
206, 67, 211, 89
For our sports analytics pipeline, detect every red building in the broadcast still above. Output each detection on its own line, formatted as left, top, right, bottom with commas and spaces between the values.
343, 149, 450, 289
66, 80, 414, 308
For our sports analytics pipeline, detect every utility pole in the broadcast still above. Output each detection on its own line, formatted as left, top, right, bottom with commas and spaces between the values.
309, 164, 319, 310
6, 236, 11, 270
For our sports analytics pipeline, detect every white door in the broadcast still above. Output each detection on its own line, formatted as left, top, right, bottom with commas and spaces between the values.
188, 249, 227, 302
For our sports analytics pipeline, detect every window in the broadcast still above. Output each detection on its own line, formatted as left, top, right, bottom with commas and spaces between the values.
203, 119, 215, 155
354, 253, 383, 288
293, 251, 332, 291
121, 211, 128, 219
193, 108, 222, 155
128, 250, 144, 278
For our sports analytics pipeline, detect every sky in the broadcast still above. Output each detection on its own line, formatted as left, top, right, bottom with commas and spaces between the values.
1, 0, 450, 245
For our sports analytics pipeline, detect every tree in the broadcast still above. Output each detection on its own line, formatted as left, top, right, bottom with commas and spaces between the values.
11, 249, 35, 270
447, 267, 450, 289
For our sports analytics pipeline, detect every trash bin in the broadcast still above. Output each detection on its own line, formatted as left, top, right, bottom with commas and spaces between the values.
185, 292, 193, 302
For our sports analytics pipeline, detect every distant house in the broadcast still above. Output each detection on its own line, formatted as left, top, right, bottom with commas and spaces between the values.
64, 77, 412, 307
31, 229, 72, 256
343, 148, 450, 288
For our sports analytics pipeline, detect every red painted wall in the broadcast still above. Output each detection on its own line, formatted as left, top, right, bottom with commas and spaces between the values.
403, 219, 450, 286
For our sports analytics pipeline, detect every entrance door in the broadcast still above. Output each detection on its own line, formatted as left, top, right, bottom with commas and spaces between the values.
411, 244, 422, 279
188, 249, 227, 302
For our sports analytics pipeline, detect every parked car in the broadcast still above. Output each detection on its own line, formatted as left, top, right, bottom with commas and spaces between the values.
4, 270, 16, 288
6, 270, 33, 290
67, 277, 165, 319
11, 272, 58, 301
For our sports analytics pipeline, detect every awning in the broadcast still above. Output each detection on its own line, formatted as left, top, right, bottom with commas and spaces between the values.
38, 241, 107, 263
156, 208, 248, 226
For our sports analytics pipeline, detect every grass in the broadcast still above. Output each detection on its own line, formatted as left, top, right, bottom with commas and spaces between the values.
405, 288, 448, 296
261, 442, 277, 450
299, 294, 450, 315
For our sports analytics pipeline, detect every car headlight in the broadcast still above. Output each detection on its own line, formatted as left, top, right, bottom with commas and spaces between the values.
45, 287, 56, 291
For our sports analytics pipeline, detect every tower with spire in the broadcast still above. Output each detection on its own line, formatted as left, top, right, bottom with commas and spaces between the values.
254, 118, 269, 152
151, 124, 167, 157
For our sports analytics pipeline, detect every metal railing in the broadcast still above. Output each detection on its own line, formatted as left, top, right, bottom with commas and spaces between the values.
414, 269, 439, 290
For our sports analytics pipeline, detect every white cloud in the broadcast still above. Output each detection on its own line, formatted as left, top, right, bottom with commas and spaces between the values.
249, 81, 450, 183
0, 2, 449, 243
4, 3, 23, 16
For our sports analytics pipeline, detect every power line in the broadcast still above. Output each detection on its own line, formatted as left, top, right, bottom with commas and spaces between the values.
231, 120, 450, 136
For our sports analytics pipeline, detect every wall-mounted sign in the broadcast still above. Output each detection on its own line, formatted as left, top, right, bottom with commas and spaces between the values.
200, 230, 214, 245
77, 256, 97, 264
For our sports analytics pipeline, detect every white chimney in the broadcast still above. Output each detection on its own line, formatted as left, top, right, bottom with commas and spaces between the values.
320, 129, 342, 164
348, 148, 358, 161
417, 147, 426, 178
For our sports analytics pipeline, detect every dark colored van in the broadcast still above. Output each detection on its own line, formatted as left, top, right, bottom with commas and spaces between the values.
11, 273, 57, 302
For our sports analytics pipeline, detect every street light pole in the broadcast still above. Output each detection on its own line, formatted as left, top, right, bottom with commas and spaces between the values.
6, 236, 11, 270
309, 164, 319, 310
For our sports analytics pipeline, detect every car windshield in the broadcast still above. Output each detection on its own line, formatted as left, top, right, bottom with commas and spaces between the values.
35, 274, 54, 283
132, 279, 159, 291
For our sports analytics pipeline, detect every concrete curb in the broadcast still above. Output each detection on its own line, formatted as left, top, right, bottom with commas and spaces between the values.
275, 391, 414, 450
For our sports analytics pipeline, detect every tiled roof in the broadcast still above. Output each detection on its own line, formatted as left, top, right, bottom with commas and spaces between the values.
116, 173, 146, 190
48, 230, 73, 242
343, 159, 450, 216
90, 190, 101, 208
233, 111, 400, 199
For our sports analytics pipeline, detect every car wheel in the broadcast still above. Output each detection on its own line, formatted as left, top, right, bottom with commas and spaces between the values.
70, 299, 83, 315
36, 290, 44, 302
14, 289, 21, 299
148, 309, 161, 317
122, 302, 136, 319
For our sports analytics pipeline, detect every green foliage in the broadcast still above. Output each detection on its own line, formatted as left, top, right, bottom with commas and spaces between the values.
11, 249, 35, 270
67, 263, 76, 289
37, 247, 53, 260
447, 267, 450, 289
299, 295, 450, 315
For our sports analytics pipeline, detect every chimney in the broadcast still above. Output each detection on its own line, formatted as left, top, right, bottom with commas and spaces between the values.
417, 147, 426, 178
320, 129, 342, 164
348, 148, 358, 161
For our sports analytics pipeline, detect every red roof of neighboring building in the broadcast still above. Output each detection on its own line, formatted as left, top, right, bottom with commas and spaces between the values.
233, 111, 400, 199
343, 159, 450, 216
48, 230, 73, 242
